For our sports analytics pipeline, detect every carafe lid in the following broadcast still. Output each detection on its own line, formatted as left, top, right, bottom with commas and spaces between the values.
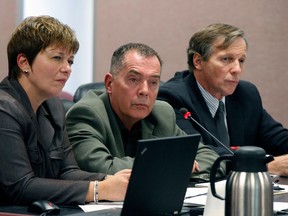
233, 146, 273, 172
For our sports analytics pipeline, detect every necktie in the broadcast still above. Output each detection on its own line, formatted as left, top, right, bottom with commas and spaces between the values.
215, 101, 229, 147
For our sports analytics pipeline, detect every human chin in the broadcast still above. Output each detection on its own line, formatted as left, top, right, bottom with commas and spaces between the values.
131, 109, 149, 119
51, 86, 64, 97
224, 86, 237, 96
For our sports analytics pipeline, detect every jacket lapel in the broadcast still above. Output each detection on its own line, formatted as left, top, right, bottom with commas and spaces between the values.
101, 92, 126, 155
226, 96, 245, 147
141, 120, 157, 139
185, 74, 220, 146
37, 106, 55, 151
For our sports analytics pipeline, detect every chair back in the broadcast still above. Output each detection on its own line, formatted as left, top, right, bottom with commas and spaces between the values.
73, 82, 105, 103
58, 91, 74, 113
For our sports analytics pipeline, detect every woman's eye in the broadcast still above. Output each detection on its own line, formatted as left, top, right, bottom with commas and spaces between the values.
53, 56, 62, 60
68, 60, 74, 65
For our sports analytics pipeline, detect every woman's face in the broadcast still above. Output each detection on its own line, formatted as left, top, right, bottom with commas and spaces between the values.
23, 45, 74, 100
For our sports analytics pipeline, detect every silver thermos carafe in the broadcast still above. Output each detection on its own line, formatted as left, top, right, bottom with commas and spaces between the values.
209, 146, 274, 216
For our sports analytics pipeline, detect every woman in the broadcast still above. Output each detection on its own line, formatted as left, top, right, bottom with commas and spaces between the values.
0, 15, 130, 205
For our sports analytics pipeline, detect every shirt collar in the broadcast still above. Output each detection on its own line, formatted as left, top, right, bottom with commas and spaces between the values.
196, 81, 226, 117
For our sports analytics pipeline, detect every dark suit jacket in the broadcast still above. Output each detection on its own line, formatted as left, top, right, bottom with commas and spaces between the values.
158, 70, 288, 156
0, 78, 105, 205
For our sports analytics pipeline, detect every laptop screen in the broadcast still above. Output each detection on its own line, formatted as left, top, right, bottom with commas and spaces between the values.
121, 134, 201, 216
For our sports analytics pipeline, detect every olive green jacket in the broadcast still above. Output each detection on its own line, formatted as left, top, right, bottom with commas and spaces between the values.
66, 91, 225, 181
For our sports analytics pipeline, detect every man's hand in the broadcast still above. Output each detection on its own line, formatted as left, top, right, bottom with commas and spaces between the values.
268, 155, 288, 176
192, 160, 200, 173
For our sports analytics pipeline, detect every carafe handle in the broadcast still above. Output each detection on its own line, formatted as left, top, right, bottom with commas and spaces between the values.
210, 155, 232, 200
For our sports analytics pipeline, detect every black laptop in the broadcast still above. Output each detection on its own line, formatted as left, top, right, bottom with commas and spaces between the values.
74, 134, 201, 216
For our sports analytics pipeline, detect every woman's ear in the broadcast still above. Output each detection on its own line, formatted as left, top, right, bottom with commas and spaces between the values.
17, 53, 30, 72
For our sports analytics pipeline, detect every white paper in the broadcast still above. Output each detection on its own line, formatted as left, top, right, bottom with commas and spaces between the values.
78, 182, 288, 214
79, 201, 123, 212
184, 187, 208, 205
274, 202, 288, 211
274, 184, 288, 195
203, 180, 226, 216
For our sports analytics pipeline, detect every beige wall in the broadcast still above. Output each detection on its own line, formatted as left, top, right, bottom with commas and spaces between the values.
1, 0, 288, 128
0, 0, 20, 81
94, 0, 288, 127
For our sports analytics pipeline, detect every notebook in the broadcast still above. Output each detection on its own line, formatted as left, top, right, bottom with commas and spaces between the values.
76, 134, 201, 216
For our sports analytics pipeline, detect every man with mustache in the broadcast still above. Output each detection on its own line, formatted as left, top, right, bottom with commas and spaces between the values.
157, 23, 288, 176
66, 43, 225, 181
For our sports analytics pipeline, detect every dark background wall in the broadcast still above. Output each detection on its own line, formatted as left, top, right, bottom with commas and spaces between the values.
1, 0, 288, 128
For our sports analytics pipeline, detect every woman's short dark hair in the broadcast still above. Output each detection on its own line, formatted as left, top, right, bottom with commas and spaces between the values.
7, 15, 79, 79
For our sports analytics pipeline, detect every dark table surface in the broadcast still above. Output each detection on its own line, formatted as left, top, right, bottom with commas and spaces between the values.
1, 176, 287, 216
0, 204, 83, 216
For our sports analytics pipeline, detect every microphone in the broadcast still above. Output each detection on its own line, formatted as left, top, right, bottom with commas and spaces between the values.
180, 108, 234, 155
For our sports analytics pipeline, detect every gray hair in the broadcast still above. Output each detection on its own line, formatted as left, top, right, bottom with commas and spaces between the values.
187, 23, 248, 73
110, 43, 162, 76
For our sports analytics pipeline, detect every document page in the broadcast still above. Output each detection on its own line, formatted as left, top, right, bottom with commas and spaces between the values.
79, 202, 123, 212
184, 187, 208, 206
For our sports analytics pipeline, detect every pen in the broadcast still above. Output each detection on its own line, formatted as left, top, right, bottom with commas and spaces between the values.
184, 193, 207, 199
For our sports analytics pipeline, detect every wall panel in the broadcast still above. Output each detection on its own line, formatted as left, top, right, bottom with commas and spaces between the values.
94, 0, 288, 127
0, 0, 20, 80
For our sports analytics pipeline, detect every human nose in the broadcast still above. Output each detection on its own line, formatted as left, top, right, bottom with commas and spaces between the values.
60, 61, 72, 74
231, 60, 242, 74
138, 80, 149, 96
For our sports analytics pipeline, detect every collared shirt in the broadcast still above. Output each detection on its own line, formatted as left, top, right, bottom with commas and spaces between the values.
196, 81, 227, 127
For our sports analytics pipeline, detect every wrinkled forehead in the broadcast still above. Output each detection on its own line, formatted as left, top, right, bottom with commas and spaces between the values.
121, 51, 161, 72
213, 36, 248, 51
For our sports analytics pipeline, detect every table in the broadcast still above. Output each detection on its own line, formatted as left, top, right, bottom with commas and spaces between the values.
273, 176, 288, 202
0, 205, 83, 216
1, 176, 287, 216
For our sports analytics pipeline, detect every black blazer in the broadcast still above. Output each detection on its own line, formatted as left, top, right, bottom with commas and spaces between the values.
0, 77, 105, 205
158, 70, 288, 156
